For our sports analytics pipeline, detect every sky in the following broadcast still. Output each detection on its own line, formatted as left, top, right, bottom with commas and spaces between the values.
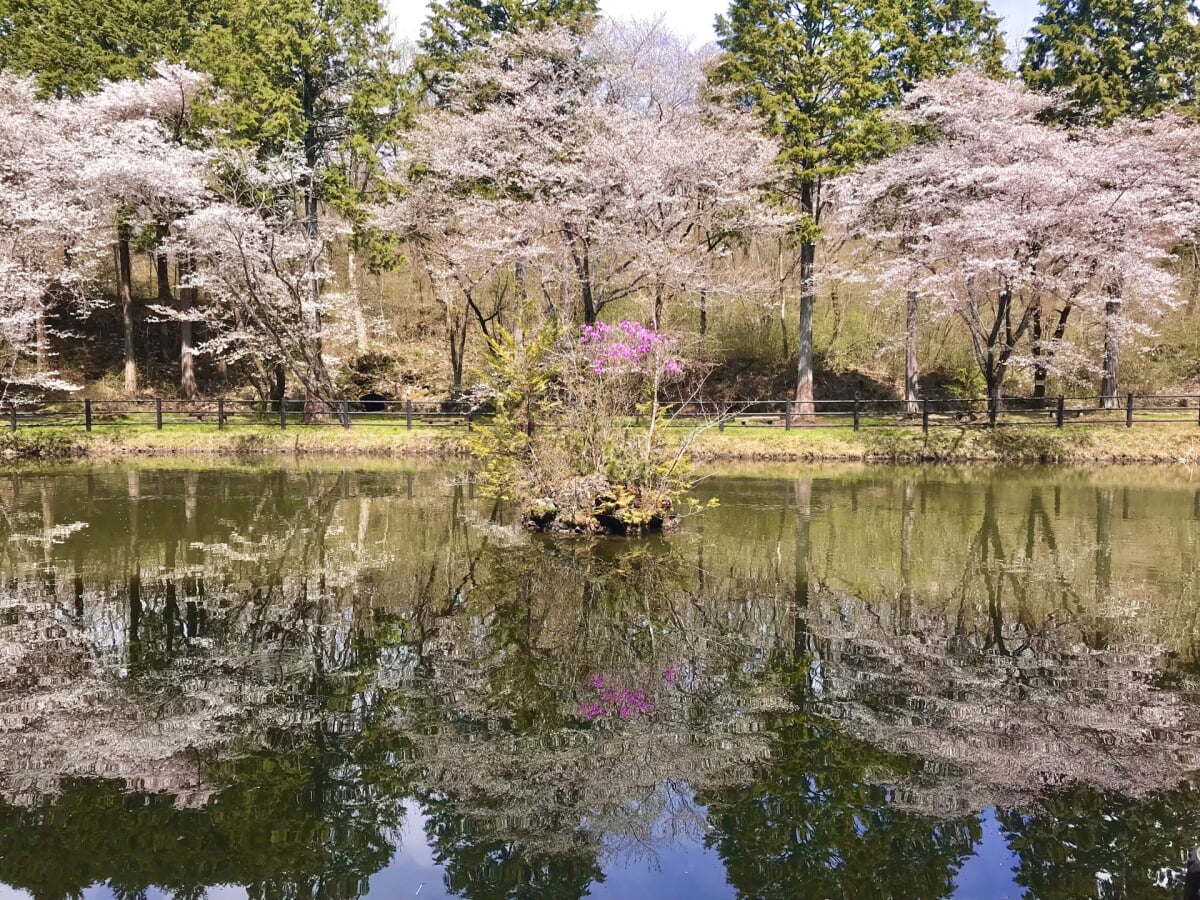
387, 0, 1043, 53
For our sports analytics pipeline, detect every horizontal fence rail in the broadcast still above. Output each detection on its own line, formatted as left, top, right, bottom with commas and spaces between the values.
2, 394, 1200, 433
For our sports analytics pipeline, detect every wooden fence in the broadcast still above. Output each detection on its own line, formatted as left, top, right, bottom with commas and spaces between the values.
3, 394, 1200, 432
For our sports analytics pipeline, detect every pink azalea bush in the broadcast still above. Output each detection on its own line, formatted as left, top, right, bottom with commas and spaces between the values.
579, 321, 682, 376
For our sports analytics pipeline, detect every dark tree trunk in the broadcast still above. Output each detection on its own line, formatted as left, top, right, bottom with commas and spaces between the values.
1031, 307, 1046, 401
699, 289, 708, 336
117, 230, 137, 394
1032, 305, 1072, 402
155, 226, 175, 364
272, 364, 286, 414
794, 239, 816, 417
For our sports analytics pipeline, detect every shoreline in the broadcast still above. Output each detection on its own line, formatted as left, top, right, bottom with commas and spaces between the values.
6, 422, 1200, 466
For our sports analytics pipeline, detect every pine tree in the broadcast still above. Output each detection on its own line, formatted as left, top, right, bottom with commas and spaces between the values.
713, 0, 1005, 415
1022, 0, 1200, 124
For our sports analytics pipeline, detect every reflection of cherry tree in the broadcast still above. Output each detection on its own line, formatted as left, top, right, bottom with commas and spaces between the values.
793, 476, 1200, 813
8, 465, 1200, 896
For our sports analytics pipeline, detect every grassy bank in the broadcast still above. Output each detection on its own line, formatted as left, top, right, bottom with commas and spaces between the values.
7, 420, 1200, 465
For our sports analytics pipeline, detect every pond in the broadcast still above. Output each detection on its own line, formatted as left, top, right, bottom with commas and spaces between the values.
1, 461, 1199, 899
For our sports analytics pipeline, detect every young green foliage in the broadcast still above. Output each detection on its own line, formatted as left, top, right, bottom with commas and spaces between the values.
467, 317, 561, 501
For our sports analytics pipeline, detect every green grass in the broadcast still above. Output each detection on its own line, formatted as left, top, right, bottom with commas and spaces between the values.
8, 417, 1200, 465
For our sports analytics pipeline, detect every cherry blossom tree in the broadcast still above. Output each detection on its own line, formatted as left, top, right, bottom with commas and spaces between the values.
71, 64, 210, 397
383, 22, 778, 361
172, 153, 356, 419
0, 71, 208, 401
838, 73, 1200, 409
0, 76, 96, 398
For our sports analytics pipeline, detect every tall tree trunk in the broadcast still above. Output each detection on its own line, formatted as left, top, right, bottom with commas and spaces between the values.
301, 75, 331, 421
1032, 305, 1072, 403
1031, 307, 1046, 401
794, 239, 816, 417
699, 289, 708, 337
349, 247, 368, 353
117, 230, 137, 394
777, 238, 789, 359
271, 363, 286, 415
653, 284, 664, 331
177, 254, 198, 401
155, 226, 175, 364
562, 224, 599, 323
1100, 288, 1122, 410
303, 190, 330, 422
513, 261, 527, 346
905, 289, 919, 414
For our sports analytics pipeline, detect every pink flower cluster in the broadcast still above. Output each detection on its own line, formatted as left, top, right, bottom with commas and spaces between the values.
579, 321, 681, 376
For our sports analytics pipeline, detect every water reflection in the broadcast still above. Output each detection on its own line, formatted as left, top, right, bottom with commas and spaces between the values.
0, 463, 1199, 898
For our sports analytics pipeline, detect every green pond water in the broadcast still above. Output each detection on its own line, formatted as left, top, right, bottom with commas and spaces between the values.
1, 461, 1200, 899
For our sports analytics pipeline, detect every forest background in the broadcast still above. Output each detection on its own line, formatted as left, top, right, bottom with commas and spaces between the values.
1, 0, 1198, 416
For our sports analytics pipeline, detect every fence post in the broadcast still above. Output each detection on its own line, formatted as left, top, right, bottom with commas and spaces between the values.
85, 399, 92, 432
785, 400, 792, 431
1126, 393, 1134, 428
922, 398, 929, 433
1056, 396, 1064, 429
218, 398, 225, 429
340, 400, 351, 429
406, 399, 413, 431
155, 398, 163, 430
279, 398, 287, 430
719, 404, 726, 432
853, 398, 860, 432
466, 409, 473, 432
7, 405, 15, 431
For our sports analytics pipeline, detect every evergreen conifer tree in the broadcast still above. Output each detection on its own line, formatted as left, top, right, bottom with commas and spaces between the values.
1022, 0, 1200, 124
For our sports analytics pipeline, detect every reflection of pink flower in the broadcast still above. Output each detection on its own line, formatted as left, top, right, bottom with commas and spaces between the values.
581, 673, 656, 722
